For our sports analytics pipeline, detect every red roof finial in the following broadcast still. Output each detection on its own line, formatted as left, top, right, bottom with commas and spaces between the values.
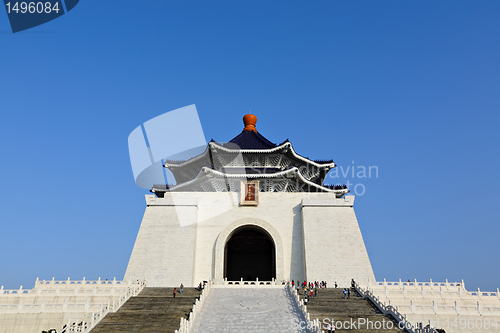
243, 113, 258, 132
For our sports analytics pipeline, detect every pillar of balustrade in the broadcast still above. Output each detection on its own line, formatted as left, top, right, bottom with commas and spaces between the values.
478, 288, 481, 299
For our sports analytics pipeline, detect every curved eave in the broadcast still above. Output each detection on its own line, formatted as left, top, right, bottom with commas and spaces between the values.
162, 167, 348, 194
210, 141, 336, 169
163, 144, 211, 168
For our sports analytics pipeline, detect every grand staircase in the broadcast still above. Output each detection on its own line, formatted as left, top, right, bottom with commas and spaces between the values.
90, 287, 201, 333
299, 288, 406, 332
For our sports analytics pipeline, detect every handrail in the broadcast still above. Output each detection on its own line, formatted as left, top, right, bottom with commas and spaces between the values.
354, 281, 438, 333
220, 278, 287, 287
286, 281, 322, 333
60, 279, 145, 333
174, 280, 213, 333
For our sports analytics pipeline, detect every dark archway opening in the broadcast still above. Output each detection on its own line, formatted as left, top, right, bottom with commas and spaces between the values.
224, 227, 276, 281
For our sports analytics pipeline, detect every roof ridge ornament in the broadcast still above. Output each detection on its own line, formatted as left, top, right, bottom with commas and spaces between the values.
243, 114, 258, 133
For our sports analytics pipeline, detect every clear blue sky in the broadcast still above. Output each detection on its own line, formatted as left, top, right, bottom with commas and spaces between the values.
1, 1, 499, 291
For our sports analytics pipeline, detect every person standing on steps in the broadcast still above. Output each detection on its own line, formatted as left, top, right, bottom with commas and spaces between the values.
180, 283, 184, 294
347, 288, 351, 299
173, 288, 177, 298
334, 281, 337, 288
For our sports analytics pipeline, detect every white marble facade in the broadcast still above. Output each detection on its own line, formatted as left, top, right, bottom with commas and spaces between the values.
124, 191, 375, 288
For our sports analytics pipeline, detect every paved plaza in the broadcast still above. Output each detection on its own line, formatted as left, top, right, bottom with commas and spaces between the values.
190, 287, 311, 333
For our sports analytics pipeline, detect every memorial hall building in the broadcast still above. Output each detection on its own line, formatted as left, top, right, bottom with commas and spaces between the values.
124, 114, 376, 287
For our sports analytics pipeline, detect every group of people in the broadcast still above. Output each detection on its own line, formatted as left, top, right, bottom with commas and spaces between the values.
342, 288, 351, 299
172, 283, 184, 298
325, 322, 336, 332
291, 280, 328, 290
291, 279, 357, 302
291, 280, 329, 306
197, 281, 207, 291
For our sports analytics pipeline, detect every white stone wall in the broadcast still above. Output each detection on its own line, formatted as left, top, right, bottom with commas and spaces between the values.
124, 192, 375, 288
302, 197, 376, 287
124, 197, 197, 287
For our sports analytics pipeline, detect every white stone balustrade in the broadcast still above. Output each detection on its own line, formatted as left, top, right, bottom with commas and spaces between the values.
355, 281, 438, 333
175, 280, 213, 333
361, 280, 500, 333
287, 281, 321, 333
0, 278, 145, 333
222, 277, 287, 287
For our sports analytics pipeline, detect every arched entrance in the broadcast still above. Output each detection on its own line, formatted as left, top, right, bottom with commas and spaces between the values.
224, 226, 276, 281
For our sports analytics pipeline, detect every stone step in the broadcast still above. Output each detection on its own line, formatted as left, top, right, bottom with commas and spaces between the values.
89, 287, 202, 333
298, 287, 406, 332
